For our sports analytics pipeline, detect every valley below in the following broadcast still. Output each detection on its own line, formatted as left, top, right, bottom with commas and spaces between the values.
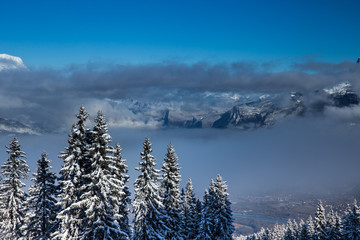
232, 188, 360, 235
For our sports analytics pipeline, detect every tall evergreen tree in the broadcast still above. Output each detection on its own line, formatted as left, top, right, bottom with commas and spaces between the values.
307, 215, 315, 239
343, 200, 360, 240
272, 223, 285, 240
196, 188, 215, 240
112, 142, 131, 239
212, 175, 235, 239
183, 178, 199, 239
256, 228, 265, 240
284, 220, 296, 240
133, 137, 166, 240
326, 207, 342, 240
262, 228, 272, 240
23, 151, 59, 239
334, 212, 343, 239
314, 201, 327, 240
293, 220, 300, 239
0, 137, 30, 239
197, 176, 234, 240
299, 219, 310, 240
77, 111, 125, 239
54, 106, 89, 239
161, 142, 183, 240
195, 199, 203, 235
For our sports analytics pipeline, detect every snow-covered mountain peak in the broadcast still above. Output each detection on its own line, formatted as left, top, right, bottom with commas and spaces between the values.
324, 82, 352, 95
0, 54, 27, 71
323, 82, 359, 107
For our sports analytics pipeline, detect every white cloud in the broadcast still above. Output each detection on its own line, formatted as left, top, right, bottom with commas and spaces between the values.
0, 54, 27, 71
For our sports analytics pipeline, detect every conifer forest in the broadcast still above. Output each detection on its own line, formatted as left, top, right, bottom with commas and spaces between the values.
0, 106, 234, 240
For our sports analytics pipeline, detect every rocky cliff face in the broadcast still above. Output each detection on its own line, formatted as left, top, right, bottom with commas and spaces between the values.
212, 103, 271, 129
212, 100, 305, 129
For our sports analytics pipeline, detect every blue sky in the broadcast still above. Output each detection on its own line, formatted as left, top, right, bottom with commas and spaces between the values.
1, 0, 359, 67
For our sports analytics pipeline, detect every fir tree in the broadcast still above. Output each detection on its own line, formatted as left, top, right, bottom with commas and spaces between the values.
292, 220, 299, 239
212, 175, 235, 239
0, 137, 30, 239
307, 215, 315, 239
133, 137, 166, 240
299, 219, 310, 240
161, 142, 183, 240
77, 111, 125, 239
272, 223, 285, 240
183, 178, 199, 239
334, 212, 343, 239
195, 199, 203, 234
23, 151, 59, 239
197, 176, 234, 240
284, 220, 296, 240
196, 188, 215, 240
326, 207, 342, 240
314, 201, 327, 240
256, 228, 267, 240
112, 142, 131, 239
262, 228, 272, 240
54, 106, 89, 239
343, 200, 360, 240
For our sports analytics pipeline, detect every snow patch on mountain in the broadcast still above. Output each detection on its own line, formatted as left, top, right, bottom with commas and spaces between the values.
0, 54, 27, 71
324, 82, 359, 107
324, 82, 352, 95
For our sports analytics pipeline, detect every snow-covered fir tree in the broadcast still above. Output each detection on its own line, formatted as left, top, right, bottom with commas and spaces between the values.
161, 142, 183, 240
292, 220, 300, 239
0, 137, 30, 239
299, 219, 310, 240
23, 151, 59, 239
77, 111, 125, 239
259, 227, 271, 240
212, 175, 235, 239
314, 201, 327, 240
342, 200, 360, 240
133, 137, 166, 240
284, 220, 296, 240
195, 199, 203, 234
54, 106, 89, 239
112, 142, 131, 239
196, 187, 215, 240
197, 176, 234, 240
307, 215, 315, 238
334, 211, 343, 239
325, 207, 342, 240
183, 178, 199, 239
272, 223, 285, 240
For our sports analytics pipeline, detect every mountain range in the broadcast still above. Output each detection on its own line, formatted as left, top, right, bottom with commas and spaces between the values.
107, 81, 358, 130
